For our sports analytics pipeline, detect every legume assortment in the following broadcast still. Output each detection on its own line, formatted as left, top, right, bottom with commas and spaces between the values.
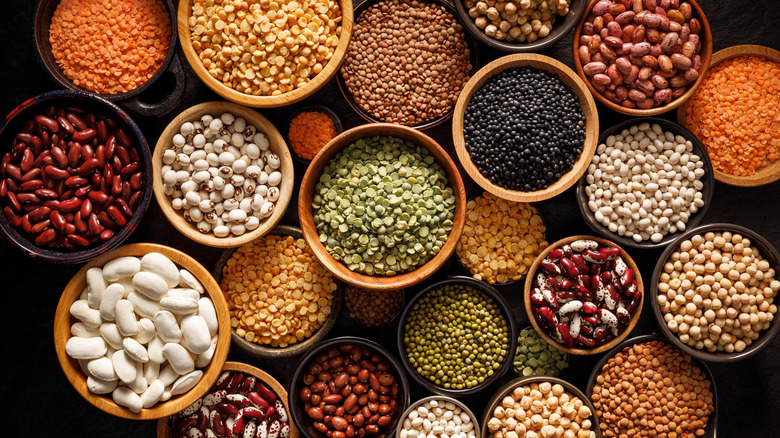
463, 0, 571, 43
220, 234, 337, 348
345, 285, 404, 327
399, 398, 477, 438
657, 230, 779, 353
512, 327, 568, 377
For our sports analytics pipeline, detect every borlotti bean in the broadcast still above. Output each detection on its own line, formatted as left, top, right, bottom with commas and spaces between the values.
65, 252, 220, 413
400, 398, 477, 438
585, 123, 705, 243
160, 112, 283, 238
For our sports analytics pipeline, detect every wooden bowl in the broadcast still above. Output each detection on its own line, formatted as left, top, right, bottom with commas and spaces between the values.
211, 224, 344, 360
53, 243, 232, 419
0, 90, 153, 264
676, 44, 780, 187
152, 101, 294, 248
524, 235, 644, 355
176, 0, 353, 108
650, 223, 780, 362
157, 361, 300, 438
572, 0, 713, 117
284, 104, 344, 165
452, 54, 599, 203
576, 117, 715, 250
395, 395, 481, 438
299, 123, 467, 291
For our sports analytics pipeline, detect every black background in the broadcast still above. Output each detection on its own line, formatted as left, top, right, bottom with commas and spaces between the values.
1, 0, 779, 436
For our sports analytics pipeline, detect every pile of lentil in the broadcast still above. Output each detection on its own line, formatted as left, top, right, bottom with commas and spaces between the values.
49, 0, 171, 94
220, 234, 338, 347
287, 110, 338, 160
464, 66, 586, 191
402, 283, 510, 390
312, 136, 456, 276
512, 327, 568, 377
463, 0, 570, 43
683, 55, 780, 176
340, 0, 472, 126
591, 340, 715, 438
344, 285, 404, 327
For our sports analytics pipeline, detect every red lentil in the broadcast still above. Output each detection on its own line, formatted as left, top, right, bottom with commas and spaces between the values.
288, 110, 338, 160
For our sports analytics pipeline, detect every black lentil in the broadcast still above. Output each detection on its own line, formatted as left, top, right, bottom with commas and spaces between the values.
464, 66, 587, 191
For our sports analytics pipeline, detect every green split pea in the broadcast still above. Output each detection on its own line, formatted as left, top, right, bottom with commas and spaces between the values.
512, 327, 568, 377
312, 136, 455, 276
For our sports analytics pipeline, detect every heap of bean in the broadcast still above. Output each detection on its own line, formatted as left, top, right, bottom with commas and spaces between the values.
591, 340, 714, 438
530, 239, 641, 349
168, 370, 290, 438
399, 398, 477, 438
298, 343, 402, 438
340, 0, 472, 126
160, 112, 282, 238
464, 66, 586, 192
486, 381, 597, 438
578, 0, 704, 110
402, 283, 510, 390
345, 285, 404, 327
65, 253, 219, 413
512, 327, 568, 377
1, 104, 145, 250
312, 136, 455, 276
657, 230, 779, 353
584, 122, 706, 243
464, 0, 570, 43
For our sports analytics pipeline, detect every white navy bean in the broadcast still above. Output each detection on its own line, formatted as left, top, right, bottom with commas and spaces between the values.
71, 322, 100, 338
87, 356, 118, 381
115, 299, 138, 336
171, 370, 203, 395
65, 336, 107, 360
112, 350, 138, 384
113, 386, 143, 413
99, 323, 124, 350
123, 337, 150, 363
140, 252, 181, 287
181, 315, 212, 354
86, 267, 107, 309
144, 361, 160, 385
87, 375, 118, 395
70, 299, 102, 328
163, 343, 195, 375
102, 256, 142, 282
141, 379, 166, 408
127, 292, 161, 319
99, 283, 125, 321
160, 296, 199, 315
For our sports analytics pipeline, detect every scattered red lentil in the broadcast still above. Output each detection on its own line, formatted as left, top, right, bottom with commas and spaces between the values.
49, 0, 171, 95
288, 110, 338, 160
683, 55, 780, 176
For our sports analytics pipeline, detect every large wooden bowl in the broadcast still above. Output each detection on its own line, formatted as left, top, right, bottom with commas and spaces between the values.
152, 101, 294, 248
676, 44, 780, 187
452, 54, 599, 203
177, 0, 353, 108
299, 123, 467, 290
53, 243, 232, 419
523, 235, 644, 355
572, 0, 713, 117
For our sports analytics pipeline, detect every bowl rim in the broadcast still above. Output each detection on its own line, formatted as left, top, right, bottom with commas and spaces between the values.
396, 275, 519, 397
288, 335, 412, 438
676, 44, 780, 187
0, 89, 153, 264
649, 222, 780, 362
336, 0, 480, 130
584, 333, 718, 438
52, 242, 232, 420
176, 0, 354, 108
284, 104, 345, 164
452, 53, 600, 203
575, 116, 715, 250
523, 234, 645, 355
211, 224, 344, 360
151, 100, 294, 248
394, 395, 481, 438
571, 0, 714, 116
298, 122, 467, 291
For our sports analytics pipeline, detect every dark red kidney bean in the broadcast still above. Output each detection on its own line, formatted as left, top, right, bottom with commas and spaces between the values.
21, 168, 42, 183
116, 146, 130, 167
78, 158, 101, 176
119, 161, 140, 178
130, 171, 144, 190
65, 176, 89, 188
106, 205, 127, 227
51, 146, 69, 168
50, 210, 68, 231
35, 228, 57, 245
16, 193, 40, 205
19, 179, 43, 192
87, 190, 109, 204
111, 175, 123, 196
115, 128, 133, 148
98, 211, 119, 229
4, 207, 22, 227
31, 218, 51, 234
5, 163, 22, 182
57, 117, 75, 136
74, 211, 88, 234
59, 197, 82, 213
72, 128, 97, 144
35, 115, 59, 132
27, 206, 51, 222
100, 229, 114, 241
6, 191, 22, 212
44, 165, 69, 180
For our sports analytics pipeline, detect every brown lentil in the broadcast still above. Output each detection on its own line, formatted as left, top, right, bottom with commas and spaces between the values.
220, 234, 338, 347
657, 230, 779, 353
463, 0, 570, 43
340, 0, 472, 126
456, 192, 547, 284
591, 340, 715, 438
345, 285, 403, 327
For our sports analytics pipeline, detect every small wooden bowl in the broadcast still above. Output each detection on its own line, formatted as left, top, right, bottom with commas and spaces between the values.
452, 54, 599, 203
176, 0, 353, 108
211, 224, 344, 360
299, 123, 467, 291
676, 44, 780, 187
53, 243, 232, 419
152, 101, 294, 248
157, 361, 300, 438
572, 0, 713, 117
284, 104, 344, 165
524, 235, 644, 355
396, 395, 481, 438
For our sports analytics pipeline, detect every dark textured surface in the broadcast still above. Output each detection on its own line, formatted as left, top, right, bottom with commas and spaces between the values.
0, 0, 778, 436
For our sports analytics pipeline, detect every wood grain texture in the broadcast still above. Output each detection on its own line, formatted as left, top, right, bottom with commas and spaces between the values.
452, 53, 600, 203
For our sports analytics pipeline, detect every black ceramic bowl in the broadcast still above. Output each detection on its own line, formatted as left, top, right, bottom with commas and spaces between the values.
289, 336, 411, 438
586, 334, 718, 438
0, 90, 153, 264
396, 275, 518, 398
454, 0, 587, 53
33, 0, 185, 116
284, 104, 344, 165
576, 117, 715, 250
650, 223, 780, 363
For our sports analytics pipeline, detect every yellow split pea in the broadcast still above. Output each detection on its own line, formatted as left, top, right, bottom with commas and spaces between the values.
221, 234, 337, 347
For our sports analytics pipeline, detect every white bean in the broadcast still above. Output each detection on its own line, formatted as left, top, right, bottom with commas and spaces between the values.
65, 336, 107, 360
112, 350, 138, 384
141, 379, 166, 408
181, 315, 212, 354
112, 387, 143, 413
171, 370, 203, 395
86, 267, 107, 309
115, 299, 139, 336
162, 343, 195, 375
154, 310, 183, 343
99, 283, 125, 321
70, 299, 102, 328
99, 323, 124, 350
102, 256, 142, 282
87, 375, 118, 395
140, 252, 181, 287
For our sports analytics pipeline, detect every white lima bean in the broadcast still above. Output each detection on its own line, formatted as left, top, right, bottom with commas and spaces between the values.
585, 123, 706, 243
64, 253, 219, 412
161, 112, 282, 238
401, 398, 477, 438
